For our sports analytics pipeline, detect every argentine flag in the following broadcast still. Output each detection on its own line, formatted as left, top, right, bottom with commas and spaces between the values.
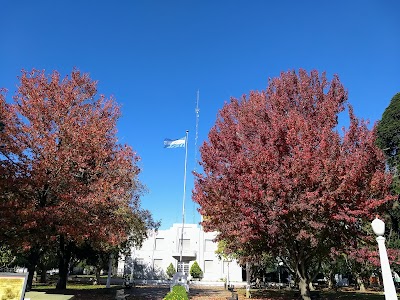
164, 137, 186, 148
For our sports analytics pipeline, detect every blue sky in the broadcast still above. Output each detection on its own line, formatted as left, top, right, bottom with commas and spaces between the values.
1, 1, 399, 229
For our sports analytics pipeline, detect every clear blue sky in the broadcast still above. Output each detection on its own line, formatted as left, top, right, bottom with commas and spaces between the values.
1, 1, 399, 229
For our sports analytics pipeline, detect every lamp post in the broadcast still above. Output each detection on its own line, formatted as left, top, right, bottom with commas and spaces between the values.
371, 217, 398, 300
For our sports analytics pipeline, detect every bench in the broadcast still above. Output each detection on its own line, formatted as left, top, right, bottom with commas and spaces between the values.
115, 289, 129, 300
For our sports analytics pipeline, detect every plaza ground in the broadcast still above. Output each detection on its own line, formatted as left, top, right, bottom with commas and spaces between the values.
26, 284, 388, 300
27, 285, 231, 300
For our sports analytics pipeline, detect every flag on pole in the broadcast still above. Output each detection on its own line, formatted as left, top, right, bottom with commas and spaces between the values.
164, 137, 186, 148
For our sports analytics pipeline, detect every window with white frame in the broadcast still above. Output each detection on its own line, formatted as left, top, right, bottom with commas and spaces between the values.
204, 260, 214, 273
178, 239, 190, 251
204, 239, 214, 252
155, 238, 164, 250
223, 261, 230, 274
154, 259, 163, 269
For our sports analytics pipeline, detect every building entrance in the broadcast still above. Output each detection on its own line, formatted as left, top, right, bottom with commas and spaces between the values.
177, 261, 189, 274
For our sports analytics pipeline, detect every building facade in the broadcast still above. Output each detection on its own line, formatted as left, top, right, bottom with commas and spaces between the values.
118, 223, 243, 282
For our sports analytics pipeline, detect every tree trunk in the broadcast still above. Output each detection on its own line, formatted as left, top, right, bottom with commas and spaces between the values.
95, 266, 101, 285
39, 262, 47, 283
309, 281, 315, 291
106, 254, 113, 288
27, 264, 35, 292
357, 276, 366, 292
299, 277, 311, 300
327, 271, 335, 290
25, 248, 41, 291
56, 235, 72, 290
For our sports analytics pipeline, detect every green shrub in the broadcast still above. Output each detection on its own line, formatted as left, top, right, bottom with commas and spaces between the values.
190, 261, 203, 278
163, 285, 188, 300
166, 263, 176, 278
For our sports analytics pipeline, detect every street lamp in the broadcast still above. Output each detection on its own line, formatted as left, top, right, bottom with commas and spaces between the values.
371, 217, 398, 300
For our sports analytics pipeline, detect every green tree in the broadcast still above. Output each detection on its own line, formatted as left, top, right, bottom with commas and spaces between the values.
377, 92, 400, 193
166, 263, 176, 278
164, 285, 188, 300
190, 261, 203, 279
376, 92, 400, 280
0, 245, 15, 269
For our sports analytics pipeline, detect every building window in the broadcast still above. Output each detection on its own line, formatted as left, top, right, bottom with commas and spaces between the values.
223, 261, 229, 274
155, 238, 164, 250
204, 260, 214, 273
154, 259, 163, 270
178, 239, 190, 251
204, 239, 214, 252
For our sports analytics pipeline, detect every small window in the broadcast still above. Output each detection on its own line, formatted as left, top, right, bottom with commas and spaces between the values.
179, 239, 190, 250
155, 238, 164, 250
204, 239, 214, 252
223, 261, 230, 274
204, 260, 214, 273
154, 259, 163, 269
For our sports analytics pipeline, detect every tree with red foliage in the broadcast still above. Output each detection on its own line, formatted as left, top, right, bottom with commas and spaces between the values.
0, 69, 153, 289
193, 70, 394, 300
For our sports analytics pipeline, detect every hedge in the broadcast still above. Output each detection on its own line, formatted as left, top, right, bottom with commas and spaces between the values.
163, 285, 189, 300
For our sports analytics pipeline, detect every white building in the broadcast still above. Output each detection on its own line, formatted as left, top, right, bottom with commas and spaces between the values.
118, 223, 244, 283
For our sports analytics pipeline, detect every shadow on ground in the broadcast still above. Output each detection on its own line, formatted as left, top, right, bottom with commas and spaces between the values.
128, 285, 170, 300
189, 286, 234, 299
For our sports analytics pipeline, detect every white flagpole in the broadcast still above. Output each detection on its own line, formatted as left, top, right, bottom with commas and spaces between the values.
179, 130, 189, 272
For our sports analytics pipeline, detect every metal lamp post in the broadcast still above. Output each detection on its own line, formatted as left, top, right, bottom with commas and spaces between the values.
371, 217, 398, 300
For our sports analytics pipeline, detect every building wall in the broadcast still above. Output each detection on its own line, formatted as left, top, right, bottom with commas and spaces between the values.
118, 223, 243, 282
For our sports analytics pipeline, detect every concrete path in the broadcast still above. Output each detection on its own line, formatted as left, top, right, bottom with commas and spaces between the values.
25, 291, 74, 300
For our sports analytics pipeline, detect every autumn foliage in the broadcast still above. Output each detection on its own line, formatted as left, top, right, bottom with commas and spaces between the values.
193, 69, 394, 299
0, 69, 152, 288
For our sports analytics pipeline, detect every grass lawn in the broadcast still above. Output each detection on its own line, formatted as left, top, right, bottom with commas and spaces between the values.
233, 288, 386, 300
32, 283, 170, 300
32, 284, 124, 300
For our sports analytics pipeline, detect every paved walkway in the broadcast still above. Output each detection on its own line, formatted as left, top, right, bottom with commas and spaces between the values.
25, 291, 74, 300
127, 285, 234, 300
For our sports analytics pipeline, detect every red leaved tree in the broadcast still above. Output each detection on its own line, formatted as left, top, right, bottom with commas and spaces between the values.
0, 69, 150, 289
193, 70, 394, 300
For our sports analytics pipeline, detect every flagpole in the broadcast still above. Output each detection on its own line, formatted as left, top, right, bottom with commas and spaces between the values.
180, 130, 189, 272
